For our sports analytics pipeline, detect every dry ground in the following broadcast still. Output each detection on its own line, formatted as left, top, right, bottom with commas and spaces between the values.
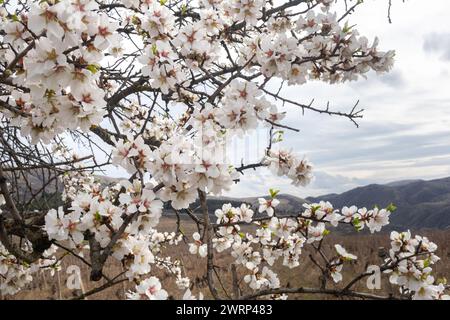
3, 216, 449, 300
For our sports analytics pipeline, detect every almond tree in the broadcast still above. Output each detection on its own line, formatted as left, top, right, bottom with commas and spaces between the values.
0, 0, 448, 300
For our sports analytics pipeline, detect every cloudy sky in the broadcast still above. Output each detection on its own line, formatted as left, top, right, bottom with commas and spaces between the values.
226, 0, 450, 198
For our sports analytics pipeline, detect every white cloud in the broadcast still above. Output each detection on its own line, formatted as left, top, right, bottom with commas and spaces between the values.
423, 33, 450, 61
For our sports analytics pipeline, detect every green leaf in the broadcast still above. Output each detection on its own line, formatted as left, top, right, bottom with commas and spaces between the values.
44, 89, 56, 98
181, 3, 187, 15
94, 211, 102, 222
386, 203, 397, 213
269, 188, 280, 198
352, 217, 362, 231
311, 205, 321, 215
10, 14, 19, 22
86, 64, 100, 74
272, 130, 284, 144
151, 43, 158, 55
131, 15, 141, 25
342, 22, 357, 34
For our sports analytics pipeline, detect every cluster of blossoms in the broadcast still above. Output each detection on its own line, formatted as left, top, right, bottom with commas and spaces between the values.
0, 0, 125, 143
244, 266, 280, 290
239, 9, 394, 85
302, 202, 392, 233
109, 85, 307, 213
386, 231, 449, 300
188, 232, 208, 258
60, 169, 101, 202
0, 243, 59, 295
222, 0, 264, 26
126, 276, 168, 300
1, 196, 32, 295
215, 80, 284, 135
112, 133, 239, 210
150, 136, 239, 209
0, 243, 34, 296
125, 256, 193, 300
184, 196, 444, 297
44, 175, 189, 296
264, 149, 314, 187
120, 104, 176, 141
112, 135, 153, 174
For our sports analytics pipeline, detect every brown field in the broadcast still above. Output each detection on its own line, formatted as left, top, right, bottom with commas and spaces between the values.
3, 217, 450, 300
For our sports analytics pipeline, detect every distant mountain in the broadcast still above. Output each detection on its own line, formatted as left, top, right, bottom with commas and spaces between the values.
184, 177, 450, 230
307, 177, 450, 230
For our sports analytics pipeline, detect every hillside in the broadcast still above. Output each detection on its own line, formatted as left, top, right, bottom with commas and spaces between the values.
183, 177, 450, 230
307, 177, 450, 230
